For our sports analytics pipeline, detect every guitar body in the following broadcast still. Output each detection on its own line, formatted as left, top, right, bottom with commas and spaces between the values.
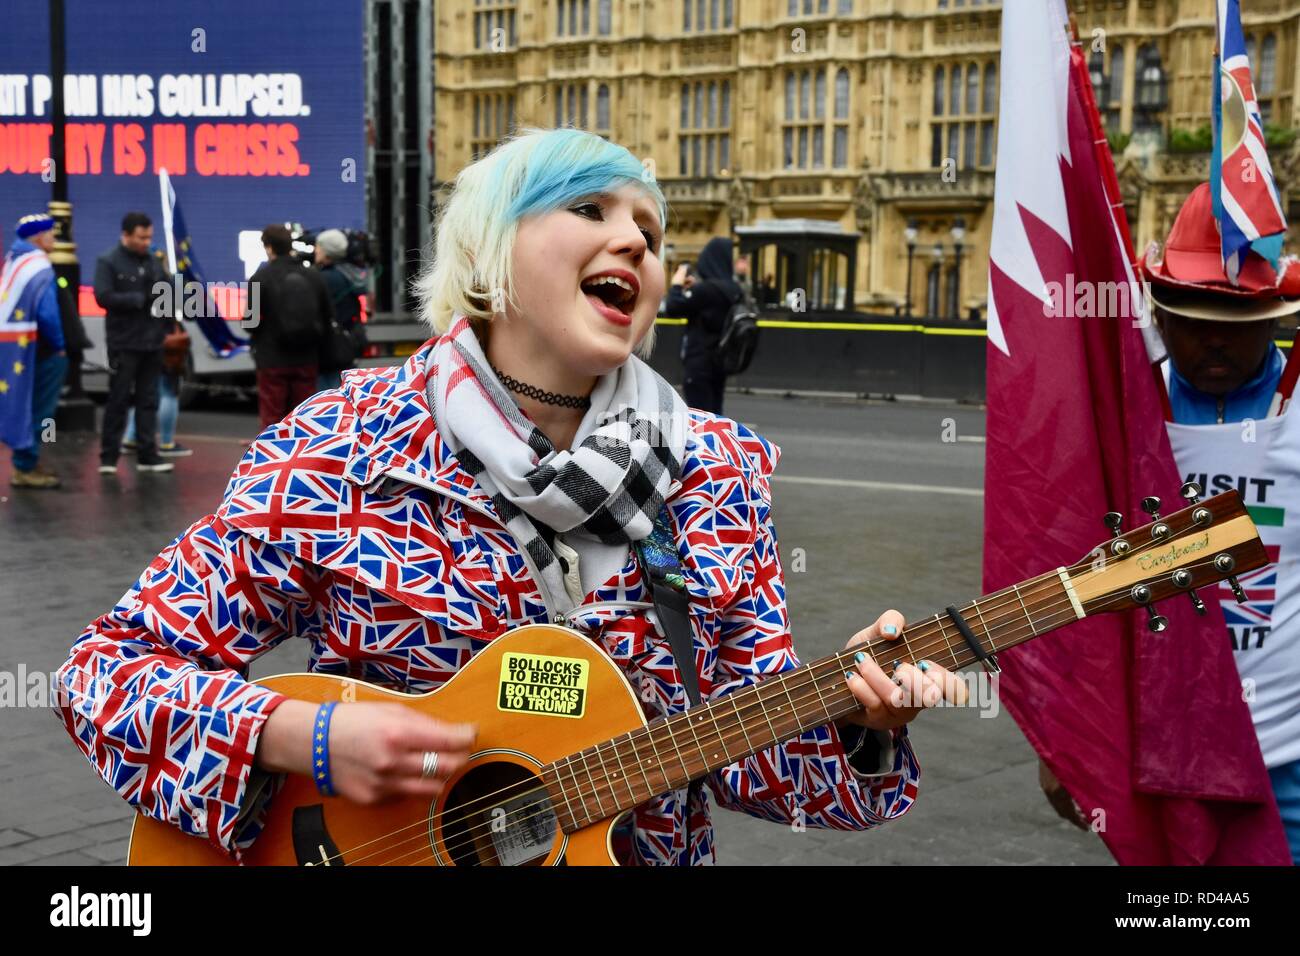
127, 624, 648, 866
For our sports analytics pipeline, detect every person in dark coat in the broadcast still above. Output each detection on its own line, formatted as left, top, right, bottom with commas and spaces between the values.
664, 236, 740, 415
313, 228, 367, 391
93, 211, 172, 474
248, 224, 332, 429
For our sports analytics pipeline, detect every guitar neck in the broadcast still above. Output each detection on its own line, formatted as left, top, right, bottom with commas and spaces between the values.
543, 565, 1084, 832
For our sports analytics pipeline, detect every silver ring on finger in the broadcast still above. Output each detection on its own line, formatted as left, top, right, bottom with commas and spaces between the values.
421, 751, 440, 779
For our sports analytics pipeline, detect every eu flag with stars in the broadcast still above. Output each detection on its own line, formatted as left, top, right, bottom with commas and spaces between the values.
161, 169, 249, 357
0, 249, 46, 450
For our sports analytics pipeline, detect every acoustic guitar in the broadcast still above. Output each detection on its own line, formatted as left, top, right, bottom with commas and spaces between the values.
127, 486, 1267, 865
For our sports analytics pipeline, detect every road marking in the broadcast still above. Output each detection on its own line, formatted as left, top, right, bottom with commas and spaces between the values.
772, 475, 983, 497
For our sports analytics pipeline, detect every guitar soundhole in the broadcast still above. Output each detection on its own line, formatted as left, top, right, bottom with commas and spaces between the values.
440, 761, 559, 866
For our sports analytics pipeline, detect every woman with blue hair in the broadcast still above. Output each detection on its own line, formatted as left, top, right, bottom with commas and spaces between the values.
56, 128, 964, 865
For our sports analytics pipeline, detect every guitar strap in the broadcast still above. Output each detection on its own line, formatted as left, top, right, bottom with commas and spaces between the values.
633, 503, 701, 708
634, 502, 704, 863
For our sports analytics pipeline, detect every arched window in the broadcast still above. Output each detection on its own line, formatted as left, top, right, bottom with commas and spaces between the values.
835, 68, 849, 119
1259, 34, 1277, 94
785, 72, 795, 120
596, 85, 610, 131
721, 80, 731, 125
965, 62, 979, 114
949, 64, 962, 115
934, 65, 945, 116
815, 70, 826, 120
684, 0, 691, 30
681, 84, 690, 128
598, 0, 611, 35
800, 70, 810, 119
982, 63, 997, 113
694, 83, 704, 127
708, 81, 717, 126
1108, 44, 1125, 109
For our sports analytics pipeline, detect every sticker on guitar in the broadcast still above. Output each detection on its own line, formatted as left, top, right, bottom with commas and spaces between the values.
497, 652, 590, 718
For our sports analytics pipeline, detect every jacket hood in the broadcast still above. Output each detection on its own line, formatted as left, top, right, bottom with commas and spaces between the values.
695, 237, 734, 282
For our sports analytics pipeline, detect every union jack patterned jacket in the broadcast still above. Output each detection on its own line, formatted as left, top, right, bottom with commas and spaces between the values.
55, 339, 921, 865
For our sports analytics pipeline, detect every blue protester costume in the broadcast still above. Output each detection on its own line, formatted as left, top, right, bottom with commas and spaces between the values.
1, 232, 66, 472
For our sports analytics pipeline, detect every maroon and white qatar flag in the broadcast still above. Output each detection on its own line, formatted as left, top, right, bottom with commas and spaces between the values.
983, 0, 1287, 864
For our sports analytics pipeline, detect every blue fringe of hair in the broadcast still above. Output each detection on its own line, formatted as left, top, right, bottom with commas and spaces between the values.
498, 128, 667, 229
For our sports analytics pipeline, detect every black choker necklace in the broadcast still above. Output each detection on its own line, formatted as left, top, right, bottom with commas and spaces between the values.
491, 364, 592, 409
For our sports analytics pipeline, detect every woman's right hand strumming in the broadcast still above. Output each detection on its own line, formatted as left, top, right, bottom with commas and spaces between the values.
256, 700, 476, 803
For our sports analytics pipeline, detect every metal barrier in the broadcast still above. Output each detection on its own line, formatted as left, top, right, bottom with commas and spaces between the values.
650, 315, 989, 402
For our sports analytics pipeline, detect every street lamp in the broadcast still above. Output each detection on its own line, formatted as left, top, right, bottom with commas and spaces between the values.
903, 218, 918, 318
951, 216, 966, 320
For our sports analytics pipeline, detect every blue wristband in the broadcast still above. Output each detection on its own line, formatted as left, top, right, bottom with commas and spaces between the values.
313, 701, 338, 797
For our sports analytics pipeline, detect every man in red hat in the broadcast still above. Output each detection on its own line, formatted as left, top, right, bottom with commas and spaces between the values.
1039, 183, 1300, 863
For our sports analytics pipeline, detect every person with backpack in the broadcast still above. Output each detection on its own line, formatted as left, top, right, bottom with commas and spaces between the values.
248, 224, 332, 429
665, 236, 757, 414
313, 228, 368, 391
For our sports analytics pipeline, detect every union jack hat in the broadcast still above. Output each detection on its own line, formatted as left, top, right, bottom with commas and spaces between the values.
1139, 183, 1300, 321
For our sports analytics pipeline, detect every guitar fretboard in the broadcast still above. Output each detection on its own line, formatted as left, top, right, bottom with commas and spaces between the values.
541, 566, 1083, 831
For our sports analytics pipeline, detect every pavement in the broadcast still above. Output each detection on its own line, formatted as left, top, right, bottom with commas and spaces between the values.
0, 390, 1113, 866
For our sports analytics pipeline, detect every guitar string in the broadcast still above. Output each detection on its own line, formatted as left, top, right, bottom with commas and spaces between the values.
387, 581, 1167, 867
333, 560, 1190, 865
319, 571, 1073, 864
317, 555, 1236, 866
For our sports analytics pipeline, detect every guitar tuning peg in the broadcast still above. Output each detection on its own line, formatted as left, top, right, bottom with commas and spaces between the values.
1141, 496, 1162, 519
1103, 511, 1124, 536
1180, 481, 1203, 504
1188, 590, 1206, 615
1145, 606, 1169, 632
1227, 576, 1248, 604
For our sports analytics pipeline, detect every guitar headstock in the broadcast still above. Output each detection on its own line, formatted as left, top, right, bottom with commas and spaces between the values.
1069, 484, 1269, 630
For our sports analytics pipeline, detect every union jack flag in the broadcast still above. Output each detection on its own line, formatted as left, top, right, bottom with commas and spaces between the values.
1220, 544, 1280, 627
1212, 0, 1288, 284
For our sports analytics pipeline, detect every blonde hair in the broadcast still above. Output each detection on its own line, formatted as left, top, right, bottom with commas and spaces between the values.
413, 127, 669, 361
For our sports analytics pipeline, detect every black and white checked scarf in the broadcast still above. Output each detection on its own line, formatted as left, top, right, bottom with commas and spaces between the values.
428, 315, 689, 611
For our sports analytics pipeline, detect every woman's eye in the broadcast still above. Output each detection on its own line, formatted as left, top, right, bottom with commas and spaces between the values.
572, 201, 658, 251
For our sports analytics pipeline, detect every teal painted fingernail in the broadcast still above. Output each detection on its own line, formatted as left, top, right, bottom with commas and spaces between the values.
854, 651, 866, 665
883, 624, 898, 636
918, 660, 931, 672
844, 670, 856, 681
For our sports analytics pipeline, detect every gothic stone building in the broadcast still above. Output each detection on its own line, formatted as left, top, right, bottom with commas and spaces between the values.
432, 0, 1300, 320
